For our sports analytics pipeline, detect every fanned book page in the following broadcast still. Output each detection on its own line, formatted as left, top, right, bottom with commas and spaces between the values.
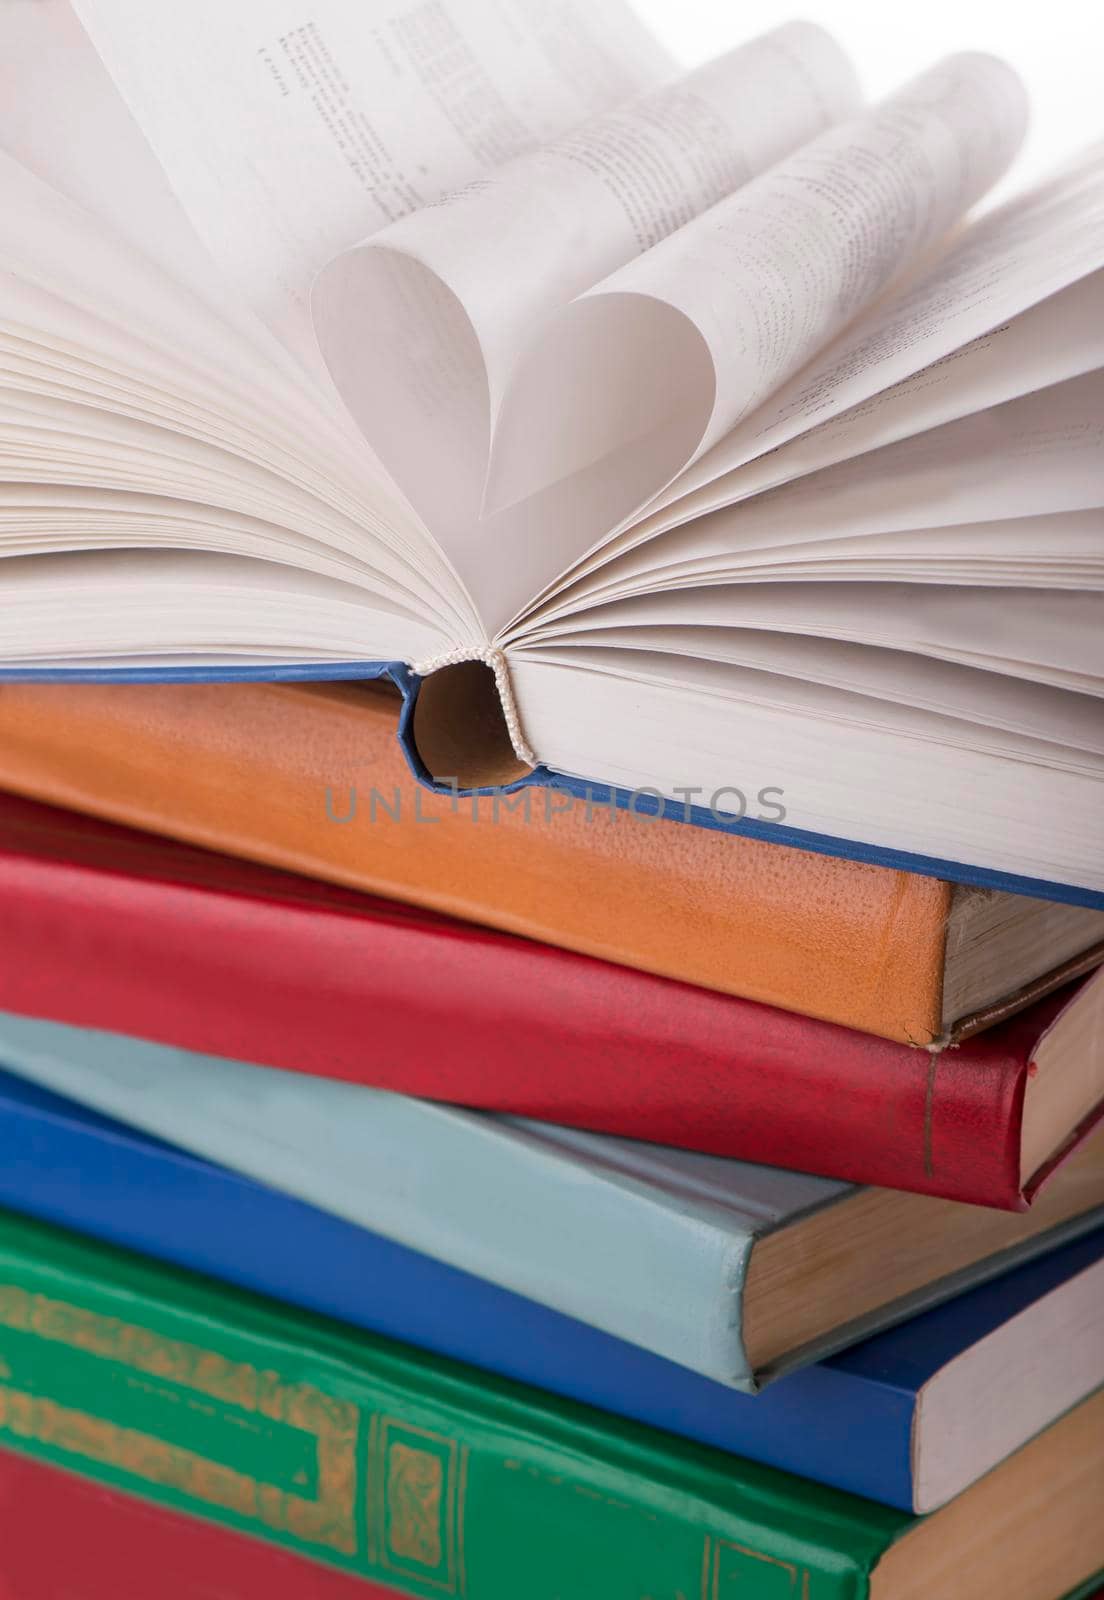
1, 0, 1102, 899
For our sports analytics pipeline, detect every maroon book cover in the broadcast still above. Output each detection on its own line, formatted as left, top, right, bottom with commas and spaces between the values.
0, 791, 1099, 1210
0, 1448, 401, 1600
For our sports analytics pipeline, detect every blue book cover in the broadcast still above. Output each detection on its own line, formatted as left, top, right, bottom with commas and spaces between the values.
1, 1063, 1100, 1515
5, 1008, 1104, 1394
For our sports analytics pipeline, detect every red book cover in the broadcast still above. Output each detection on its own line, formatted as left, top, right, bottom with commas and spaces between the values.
0, 792, 1100, 1211
0, 1449, 401, 1600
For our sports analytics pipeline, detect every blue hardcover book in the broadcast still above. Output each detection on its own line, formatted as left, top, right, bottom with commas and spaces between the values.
1, 1063, 1102, 1514
3, 7, 1103, 909
5, 1008, 1104, 1395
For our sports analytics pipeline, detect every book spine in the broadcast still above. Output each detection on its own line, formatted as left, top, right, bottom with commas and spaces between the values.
0, 680, 950, 1042
2, 1445, 1101, 1600
0, 1449, 402, 1600
0, 1006, 762, 1387
0, 791, 1054, 1208
0, 1070, 921, 1511
0, 1212, 905, 1598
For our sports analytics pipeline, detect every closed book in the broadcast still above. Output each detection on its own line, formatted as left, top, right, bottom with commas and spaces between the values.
0, 1206, 1101, 1600
0, 680, 1101, 1043
1, 1063, 1101, 1515
1, 792, 1102, 1209
0, 1450, 399, 1600
3, 1009, 1104, 1393
0, 1456, 1098, 1600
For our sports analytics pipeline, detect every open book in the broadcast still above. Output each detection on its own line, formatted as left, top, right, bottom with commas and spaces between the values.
2, 0, 1102, 903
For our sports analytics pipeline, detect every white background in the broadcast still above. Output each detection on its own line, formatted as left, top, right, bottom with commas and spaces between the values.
629, 1, 1102, 188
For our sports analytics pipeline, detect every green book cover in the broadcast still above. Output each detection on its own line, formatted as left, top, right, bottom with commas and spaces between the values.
0, 1207, 1096, 1600
1064, 1581, 1104, 1600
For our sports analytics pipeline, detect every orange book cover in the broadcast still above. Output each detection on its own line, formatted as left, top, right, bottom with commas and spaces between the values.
0, 677, 973, 1043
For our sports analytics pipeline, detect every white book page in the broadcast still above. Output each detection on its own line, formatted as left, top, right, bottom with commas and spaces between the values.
0, 148, 475, 645
512, 622, 1104, 754
517, 581, 1104, 692
515, 647, 1104, 772
0, 394, 459, 630
633, 263, 1104, 550
658, 140, 1104, 518
69, 0, 672, 371
0, 0, 266, 345
534, 372, 1104, 606
651, 514, 1104, 590
507, 650, 1104, 891
521, 515, 1100, 608
312, 24, 859, 539
0, 550, 448, 666
461, 54, 1028, 631
0, 151, 396, 523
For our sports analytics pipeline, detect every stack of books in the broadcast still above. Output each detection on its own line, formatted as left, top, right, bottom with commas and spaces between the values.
1, 2, 1101, 1596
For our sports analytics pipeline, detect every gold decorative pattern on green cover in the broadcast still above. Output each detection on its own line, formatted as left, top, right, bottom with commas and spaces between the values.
702, 1535, 810, 1598
0, 1284, 359, 1556
366, 1415, 469, 1593
0, 1211, 917, 1599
